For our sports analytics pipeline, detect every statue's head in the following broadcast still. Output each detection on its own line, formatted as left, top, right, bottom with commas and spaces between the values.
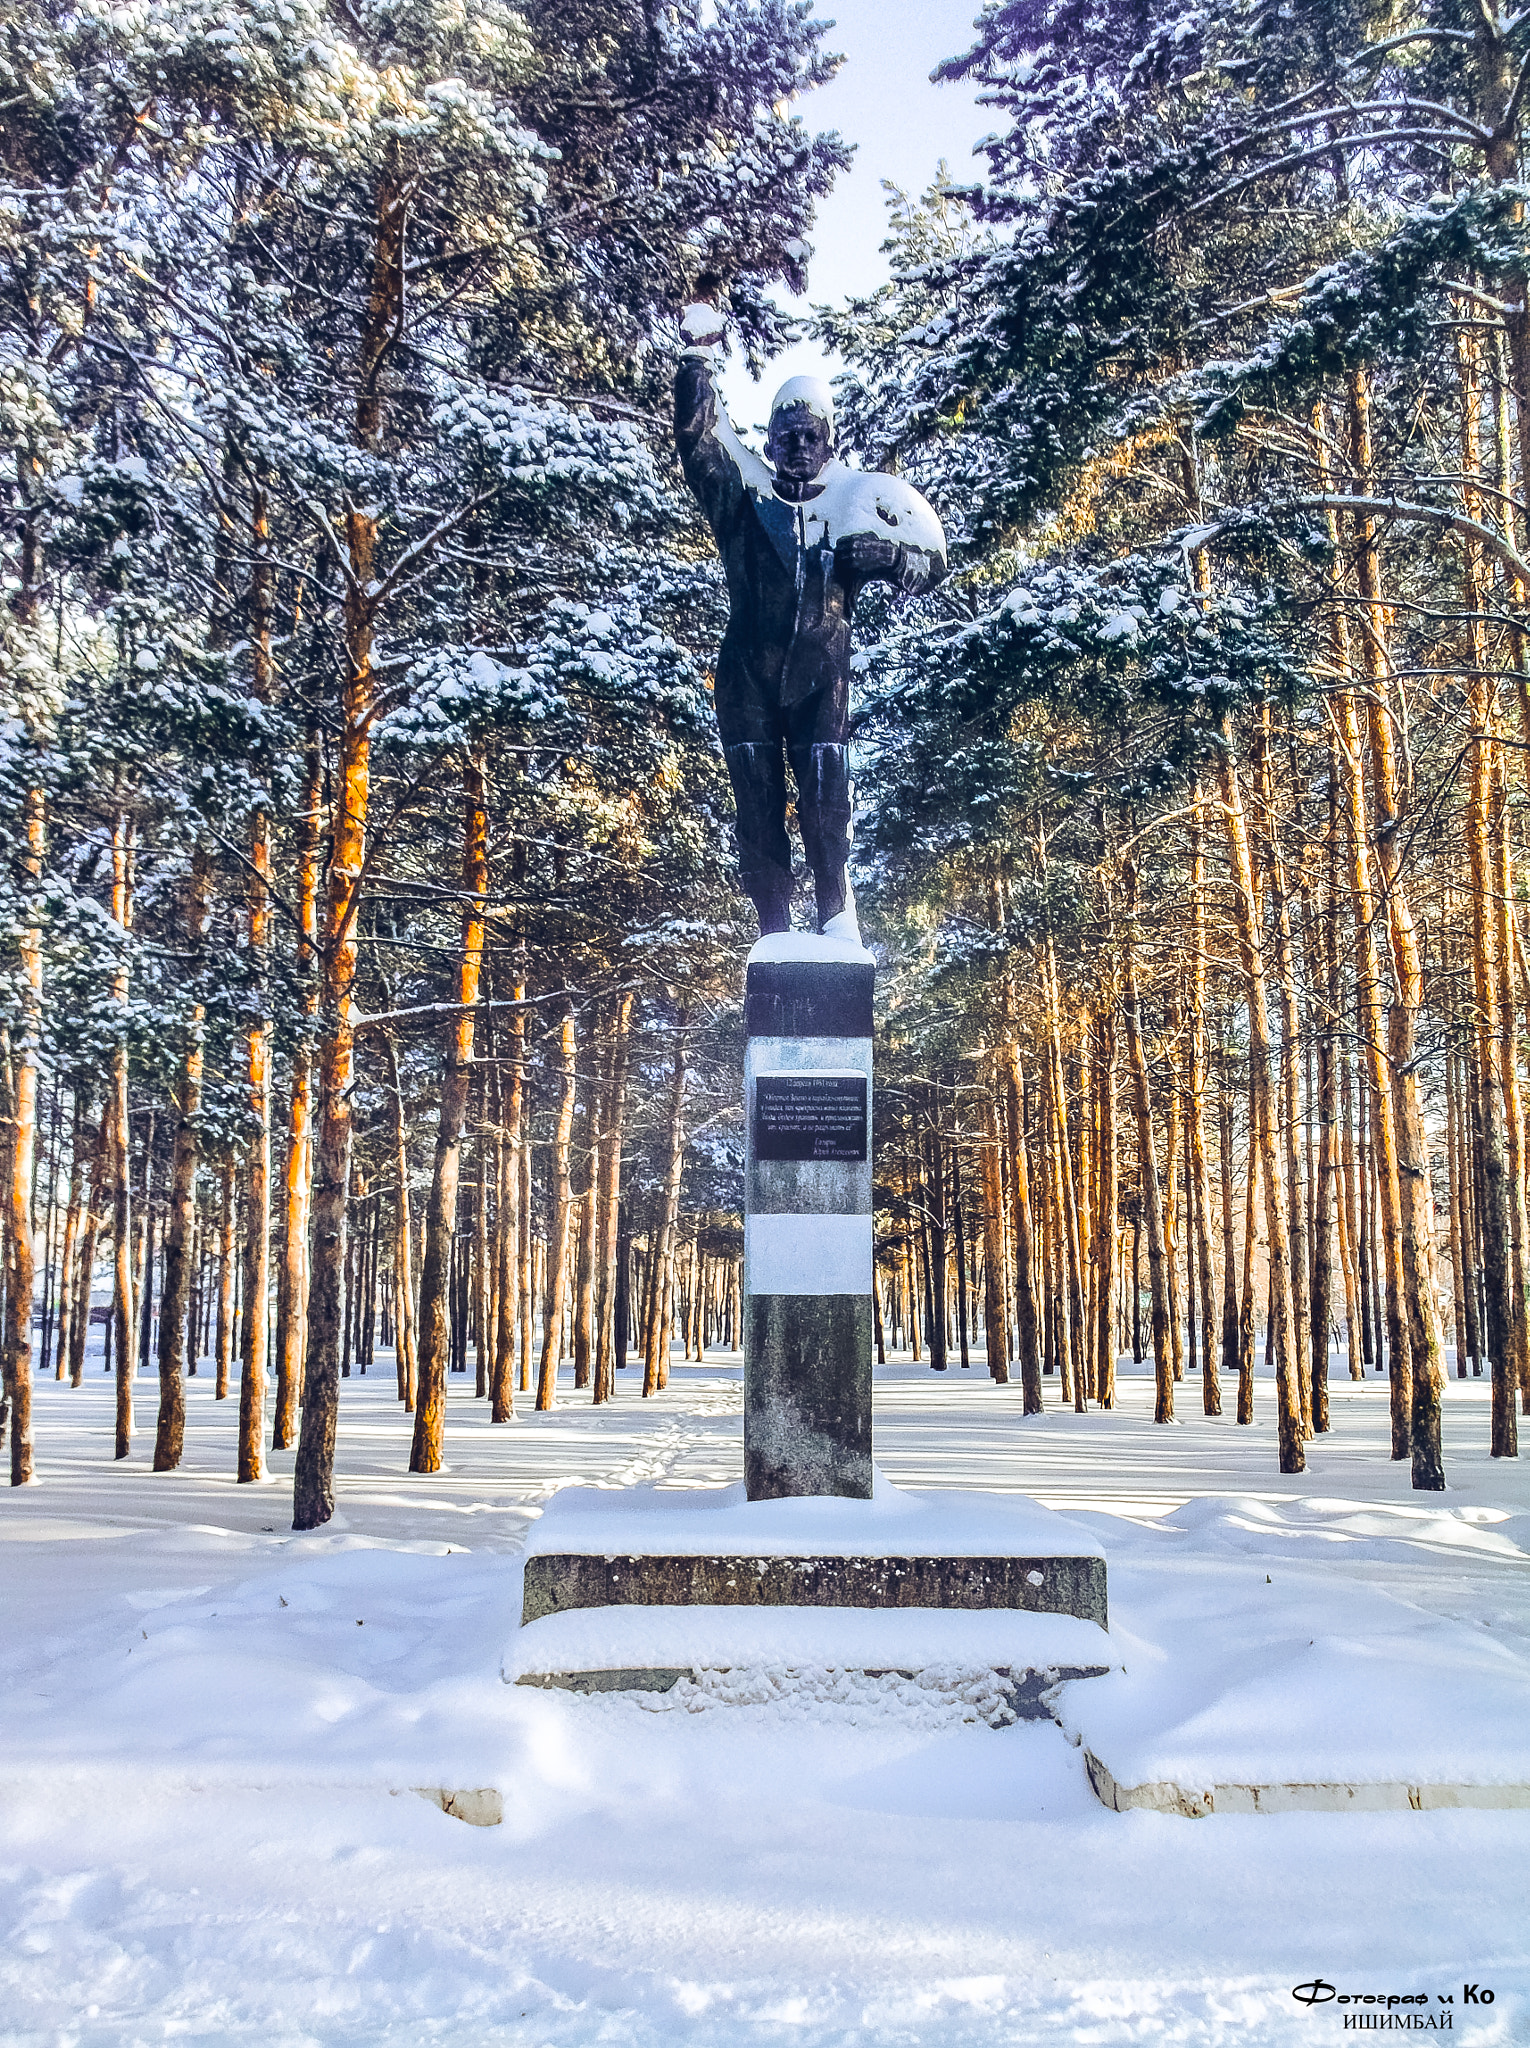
766, 375, 834, 484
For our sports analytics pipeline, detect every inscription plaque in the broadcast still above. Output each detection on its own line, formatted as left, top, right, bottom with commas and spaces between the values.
754, 1072, 868, 1162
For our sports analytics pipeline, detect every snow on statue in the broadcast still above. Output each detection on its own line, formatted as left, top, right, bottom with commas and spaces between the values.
675, 300, 947, 943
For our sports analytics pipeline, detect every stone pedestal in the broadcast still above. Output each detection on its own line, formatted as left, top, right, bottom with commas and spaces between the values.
743, 938, 875, 1501
505, 1482, 1113, 1717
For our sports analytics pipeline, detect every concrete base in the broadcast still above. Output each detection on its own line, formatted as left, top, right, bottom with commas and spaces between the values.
508, 1479, 1111, 1708
745, 1294, 872, 1499
744, 946, 874, 1502
522, 1549, 1106, 1626
410, 1786, 504, 1827
1083, 1752, 1530, 1816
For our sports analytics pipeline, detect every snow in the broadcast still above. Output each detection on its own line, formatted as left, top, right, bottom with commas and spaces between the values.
521, 1468, 1105, 1561
3, 1343, 1529, 2045
748, 929, 875, 965
505, 1602, 1112, 1684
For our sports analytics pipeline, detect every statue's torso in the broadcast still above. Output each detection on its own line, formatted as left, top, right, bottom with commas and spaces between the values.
676, 361, 945, 709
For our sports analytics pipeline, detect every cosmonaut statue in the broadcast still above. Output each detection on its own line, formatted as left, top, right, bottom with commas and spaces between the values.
674, 301, 947, 943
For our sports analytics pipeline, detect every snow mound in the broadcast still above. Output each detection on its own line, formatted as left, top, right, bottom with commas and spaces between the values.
628, 1662, 1031, 1728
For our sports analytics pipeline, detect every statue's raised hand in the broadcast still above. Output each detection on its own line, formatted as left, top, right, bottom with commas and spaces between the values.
834, 532, 899, 577
679, 302, 728, 352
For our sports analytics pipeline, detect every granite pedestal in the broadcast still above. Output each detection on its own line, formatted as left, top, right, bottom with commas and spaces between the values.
501, 934, 1109, 1715
743, 936, 875, 1500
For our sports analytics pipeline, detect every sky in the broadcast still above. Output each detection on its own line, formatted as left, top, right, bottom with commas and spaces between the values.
715, 0, 990, 436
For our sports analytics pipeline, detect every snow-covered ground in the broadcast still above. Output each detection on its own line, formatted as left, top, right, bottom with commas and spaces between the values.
3, 1343, 1528, 2046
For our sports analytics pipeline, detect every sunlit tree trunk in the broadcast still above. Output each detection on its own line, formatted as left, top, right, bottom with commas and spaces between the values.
642, 1022, 689, 1398
1253, 706, 1312, 1438
1163, 1012, 1184, 1387
214, 1158, 234, 1399
274, 723, 324, 1449
1123, 885, 1172, 1423
1349, 365, 1445, 1485
153, 845, 210, 1471
4, 786, 44, 1484
410, 752, 489, 1471
536, 1000, 579, 1410
491, 960, 526, 1421
1188, 814, 1220, 1416
1213, 727, 1304, 1471
999, 1040, 1043, 1411
594, 991, 633, 1405
1092, 1006, 1117, 1408
55, 1098, 85, 1386
291, 162, 407, 1525
383, 1032, 417, 1411
1043, 943, 1087, 1402
1237, 1106, 1260, 1426
1218, 1037, 1239, 1390
110, 811, 135, 1461
981, 1054, 1010, 1386
572, 1015, 601, 1391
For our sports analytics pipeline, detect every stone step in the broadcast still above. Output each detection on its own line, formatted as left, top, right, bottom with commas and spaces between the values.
1083, 1752, 1530, 1816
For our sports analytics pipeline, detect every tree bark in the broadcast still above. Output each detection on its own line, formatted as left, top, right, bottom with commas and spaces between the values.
153, 845, 210, 1471
110, 811, 135, 1462
1043, 945, 1087, 1401
1123, 903, 1173, 1424
55, 1097, 84, 1386
999, 1042, 1043, 1411
980, 1055, 1010, 1386
491, 959, 527, 1421
291, 163, 404, 1525
641, 1022, 689, 1399
536, 1000, 579, 1410
274, 721, 324, 1449
4, 785, 44, 1484
593, 991, 633, 1405
1092, 1006, 1117, 1408
410, 752, 489, 1471
1188, 813, 1220, 1417
1213, 728, 1304, 1471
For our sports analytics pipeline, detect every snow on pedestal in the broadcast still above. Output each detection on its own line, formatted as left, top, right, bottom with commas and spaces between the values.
504, 1475, 1111, 1704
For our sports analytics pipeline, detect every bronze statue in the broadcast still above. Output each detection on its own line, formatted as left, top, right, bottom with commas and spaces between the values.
675, 303, 947, 942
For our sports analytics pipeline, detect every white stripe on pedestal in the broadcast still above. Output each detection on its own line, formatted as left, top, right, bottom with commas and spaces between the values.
743, 1212, 873, 1296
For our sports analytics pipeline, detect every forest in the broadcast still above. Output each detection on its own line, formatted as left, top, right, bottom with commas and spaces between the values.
4, 0, 1529, 1526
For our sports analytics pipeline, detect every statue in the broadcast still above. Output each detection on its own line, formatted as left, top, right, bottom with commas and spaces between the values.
675, 302, 948, 943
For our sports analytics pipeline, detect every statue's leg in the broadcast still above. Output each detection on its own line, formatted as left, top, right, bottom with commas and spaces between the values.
788, 738, 852, 934
724, 742, 793, 934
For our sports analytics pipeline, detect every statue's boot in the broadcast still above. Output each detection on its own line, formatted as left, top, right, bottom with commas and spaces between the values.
724, 742, 793, 934
791, 742, 855, 938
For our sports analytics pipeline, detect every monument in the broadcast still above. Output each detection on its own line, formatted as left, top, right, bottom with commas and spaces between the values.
675, 299, 948, 1499
503, 304, 1109, 1715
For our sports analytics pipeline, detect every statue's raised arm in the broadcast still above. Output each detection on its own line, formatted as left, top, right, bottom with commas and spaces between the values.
673, 303, 947, 943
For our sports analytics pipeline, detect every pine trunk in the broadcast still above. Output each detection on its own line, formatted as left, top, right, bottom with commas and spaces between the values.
642, 1024, 689, 1399
1123, 919, 1173, 1424
410, 753, 489, 1471
1000, 1042, 1043, 1411
980, 1057, 1010, 1386
1092, 1008, 1117, 1408
110, 812, 135, 1461
4, 786, 44, 1484
1188, 816, 1220, 1416
274, 722, 324, 1449
153, 846, 210, 1470
536, 1001, 579, 1411
1213, 731, 1304, 1471
593, 992, 633, 1405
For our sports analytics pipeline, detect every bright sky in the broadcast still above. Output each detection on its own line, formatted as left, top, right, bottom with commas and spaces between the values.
716, 0, 989, 436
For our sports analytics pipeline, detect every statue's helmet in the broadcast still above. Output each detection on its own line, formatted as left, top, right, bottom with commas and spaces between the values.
768, 375, 835, 439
